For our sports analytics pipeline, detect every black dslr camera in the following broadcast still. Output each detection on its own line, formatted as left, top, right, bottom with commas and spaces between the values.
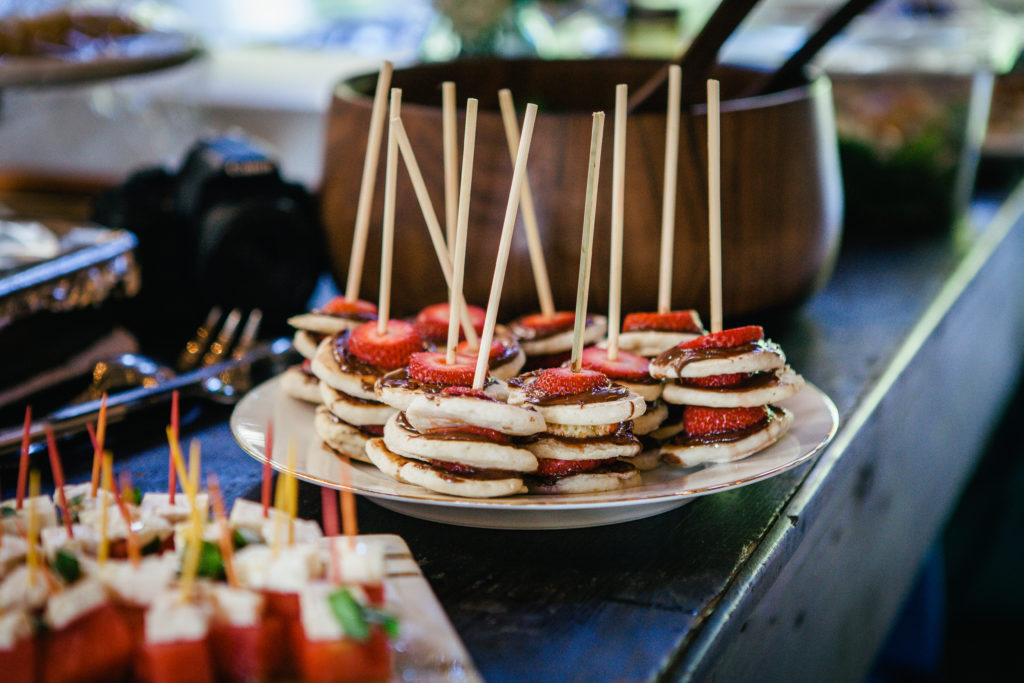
94, 134, 323, 352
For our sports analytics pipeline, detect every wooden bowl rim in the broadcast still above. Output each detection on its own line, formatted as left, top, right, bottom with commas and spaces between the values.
331, 58, 830, 118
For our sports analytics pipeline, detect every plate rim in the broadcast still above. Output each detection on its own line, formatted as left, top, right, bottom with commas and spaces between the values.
230, 375, 839, 513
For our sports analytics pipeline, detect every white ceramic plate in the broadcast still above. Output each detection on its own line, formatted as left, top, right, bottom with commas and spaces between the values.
231, 376, 838, 530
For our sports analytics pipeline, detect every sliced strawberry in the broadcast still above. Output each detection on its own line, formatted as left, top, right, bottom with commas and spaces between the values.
535, 458, 604, 476
685, 372, 749, 387
683, 405, 768, 437
511, 311, 576, 338
347, 320, 422, 370
319, 296, 378, 318
424, 426, 510, 444
681, 325, 764, 350
580, 346, 650, 382
414, 302, 486, 342
408, 352, 475, 386
622, 310, 703, 333
441, 386, 494, 401
532, 367, 609, 397
357, 424, 385, 437
427, 459, 480, 475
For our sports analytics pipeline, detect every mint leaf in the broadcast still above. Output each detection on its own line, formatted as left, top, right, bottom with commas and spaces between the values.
365, 607, 400, 638
328, 588, 369, 642
233, 528, 260, 548
53, 550, 81, 583
196, 541, 225, 580
1, 506, 17, 518
68, 494, 85, 508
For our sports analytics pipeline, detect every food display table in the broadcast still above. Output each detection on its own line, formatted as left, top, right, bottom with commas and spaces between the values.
6, 186, 1023, 682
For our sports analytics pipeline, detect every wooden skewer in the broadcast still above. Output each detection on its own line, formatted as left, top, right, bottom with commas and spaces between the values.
473, 104, 539, 389
345, 60, 394, 302
607, 84, 628, 362
658, 65, 682, 314
392, 118, 480, 348
571, 112, 606, 372
707, 79, 723, 333
377, 88, 402, 335
15, 405, 31, 509
497, 89, 555, 318
442, 81, 458, 259
90, 393, 108, 497
446, 98, 479, 363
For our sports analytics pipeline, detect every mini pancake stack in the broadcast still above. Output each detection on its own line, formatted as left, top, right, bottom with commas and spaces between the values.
614, 309, 706, 358
366, 353, 545, 498
508, 312, 607, 371
649, 325, 805, 466
282, 296, 378, 404
309, 319, 421, 464
579, 346, 668, 471
507, 366, 646, 493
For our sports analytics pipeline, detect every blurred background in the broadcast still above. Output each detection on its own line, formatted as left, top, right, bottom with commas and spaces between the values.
2, 1, 1024, 679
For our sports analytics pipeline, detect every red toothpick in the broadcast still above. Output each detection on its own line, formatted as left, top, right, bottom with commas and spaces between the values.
339, 455, 358, 548
321, 486, 340, 537
89, 394, 108, 497
262, 419, 274, 518
168, 390, 179, 505
44, 426, 74, 539
16, 405, 31, 510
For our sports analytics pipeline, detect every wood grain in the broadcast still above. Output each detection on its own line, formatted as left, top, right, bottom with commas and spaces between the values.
320, 59, 843, 322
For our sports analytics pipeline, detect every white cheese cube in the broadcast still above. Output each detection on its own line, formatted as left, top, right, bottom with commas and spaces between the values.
45, 578, 107, 630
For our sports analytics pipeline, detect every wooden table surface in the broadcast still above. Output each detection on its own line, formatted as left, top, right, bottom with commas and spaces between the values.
5, 187, 1023, 682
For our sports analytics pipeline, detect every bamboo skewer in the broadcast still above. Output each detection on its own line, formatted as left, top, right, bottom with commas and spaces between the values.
392, 118, 479, 348
446, 98, 479, 362
442, 81, 459, 259
707, 79, 723, 333
607, 84, 628, 361
377, 88, 402, 335
345, 61, 393, 302
658, 65, 682, 314
570, 112, 606, 372
497, 89, 555, 318
473, 103, 540, 390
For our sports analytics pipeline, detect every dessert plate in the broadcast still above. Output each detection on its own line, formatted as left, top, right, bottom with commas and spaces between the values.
231, 376, 838, 530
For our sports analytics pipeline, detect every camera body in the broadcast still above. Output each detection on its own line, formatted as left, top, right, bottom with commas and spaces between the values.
94, 134, 323, 354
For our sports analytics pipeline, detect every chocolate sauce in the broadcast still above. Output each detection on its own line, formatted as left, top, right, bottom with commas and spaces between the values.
423, 459, 519, 481
529, 422, 637, 446
379, 368, 498, 398
331, 332, 385, 391
656, 340, 783, 375
395, 412, 509, 445
324, 410, 385, 437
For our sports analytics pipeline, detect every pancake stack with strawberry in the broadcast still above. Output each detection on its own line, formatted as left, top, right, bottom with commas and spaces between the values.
412, 301, 485, 348
507, 366, 645, 493
413, 302, 525, 380
579, 346, 667, 471
649, 325, 805, 466
282, 296, 378, 404
615, 309, 706, 358
509, 311, 607, 371
455, 332, 525, 381
366, 356, 546, 498
309, 319, 421, 464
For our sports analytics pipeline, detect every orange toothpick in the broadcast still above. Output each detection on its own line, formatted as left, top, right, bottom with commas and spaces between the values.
169, 390, 179, 504
208, 474, 238, 588
339, 455, 358, 548
113, 469, 140, 568
44, 426, 74, 539
262, 419, 274, 518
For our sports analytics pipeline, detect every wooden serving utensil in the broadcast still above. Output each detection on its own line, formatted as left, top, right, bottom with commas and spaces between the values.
742, 0, 884, 97
628, 0, 761, 111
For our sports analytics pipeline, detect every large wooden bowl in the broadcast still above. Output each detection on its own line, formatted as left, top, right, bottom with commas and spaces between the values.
320, 59, 842, 322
